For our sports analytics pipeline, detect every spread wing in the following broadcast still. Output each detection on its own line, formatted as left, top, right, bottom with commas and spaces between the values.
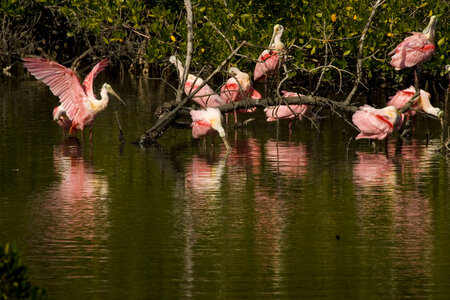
82, 58, 109, 99
23, 57, 88, 125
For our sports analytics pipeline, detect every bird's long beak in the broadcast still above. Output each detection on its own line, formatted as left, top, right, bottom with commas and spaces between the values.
268, 25, 279, 48
108, 87, 127, 106
221, 135, 232, 153
422, 16, 437, 40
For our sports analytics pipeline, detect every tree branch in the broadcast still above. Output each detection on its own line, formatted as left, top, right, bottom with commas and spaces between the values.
133, 41, 247, 145
343, 0, 384, 105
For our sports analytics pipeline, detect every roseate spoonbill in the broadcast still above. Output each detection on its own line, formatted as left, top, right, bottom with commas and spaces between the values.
220, 67, 262, 123
190, 107, 231, 151
417, 88, 443, 119
22, 57, 125, 141
352, 105, 402, 140
264, 91, 310, 135
387, 86, 442, 120
52, 105, 72, 137
254, 24, 286, 82
169, 56, 225, 107
387, 86, 429, 119
389, 16, 437, 70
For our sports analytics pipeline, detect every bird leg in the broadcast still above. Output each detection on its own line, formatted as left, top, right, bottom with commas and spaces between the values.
288, 120, 293, 139
89, 127, 94, 144
414, 65, 422, 90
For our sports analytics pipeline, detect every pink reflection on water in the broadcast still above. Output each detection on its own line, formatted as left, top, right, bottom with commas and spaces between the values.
354, 139, 435, 293
265, 139, 309, 179
253, 187, 285, 285
31, 139, 110, 256
226, 138, 262, 192
184, 155, 226, 199
353, 151, 395, 187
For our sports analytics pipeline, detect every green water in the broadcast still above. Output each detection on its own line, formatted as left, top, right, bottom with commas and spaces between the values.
0, 76, 449, 299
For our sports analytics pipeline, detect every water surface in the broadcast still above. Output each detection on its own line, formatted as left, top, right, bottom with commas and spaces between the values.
0, 76, 449, 299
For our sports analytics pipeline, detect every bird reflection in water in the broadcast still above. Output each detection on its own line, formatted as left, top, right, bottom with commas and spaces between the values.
353, 143, 434, 293
353, 151, 395, 188
265, 139, 309, 179
30, 138, 110, 277
226, 138, 262, 192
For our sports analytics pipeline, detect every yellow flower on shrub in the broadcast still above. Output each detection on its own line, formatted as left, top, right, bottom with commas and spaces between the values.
331, 14, 337, 22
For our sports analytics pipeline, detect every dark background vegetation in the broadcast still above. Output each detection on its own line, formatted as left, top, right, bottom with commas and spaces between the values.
1, 0, 449, 90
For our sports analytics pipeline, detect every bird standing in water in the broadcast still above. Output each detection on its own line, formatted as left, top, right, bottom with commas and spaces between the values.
220, 67, 262, 123
190, 107, 231, 152
169, 56, 225, 108
23, 57, 125, 142
352, 105, 402, 140
264, 91, 311, 136
254, 24, 286, 82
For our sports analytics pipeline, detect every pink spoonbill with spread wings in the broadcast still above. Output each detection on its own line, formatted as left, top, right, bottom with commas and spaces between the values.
190, 107, 231, 151
23, 57, 125, 141
389, 16, 437, 70
169, 56, 225, 108
254, 24, 286, 82
352, 105, 402, 140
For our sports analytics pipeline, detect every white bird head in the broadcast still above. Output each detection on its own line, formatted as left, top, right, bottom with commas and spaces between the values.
422, 15, 437, 42
206, 107, 231, 151
272, 24, 285, 50
103, 83, 126, 106
228, 67, 241, 76
169, 55, 178, 65
418, 89, 443, 119
274, 24, 284, 35
169, 55, 185, 80
384, 106, 403, 130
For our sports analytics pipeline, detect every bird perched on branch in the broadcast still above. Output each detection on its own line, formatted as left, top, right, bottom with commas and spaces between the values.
254, 24, 286, 82
220, 67, 262, 123
190, 107, 231, 151
169, 56, 225, 108
352, 105, 402, 140
387, 86, 429, 119
389, 16, 437, 70
264, 91, 311, 136
387, 86, 442, 120
23, 57, 126, 142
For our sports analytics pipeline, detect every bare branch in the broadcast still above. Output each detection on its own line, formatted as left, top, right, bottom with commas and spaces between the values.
343, 0, 385, 105
204, 16, 233, 51
133, 41, 247, 145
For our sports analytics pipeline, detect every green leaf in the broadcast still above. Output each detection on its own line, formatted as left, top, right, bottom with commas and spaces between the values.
437, 37, 446, 46
343, 49, 351, 56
